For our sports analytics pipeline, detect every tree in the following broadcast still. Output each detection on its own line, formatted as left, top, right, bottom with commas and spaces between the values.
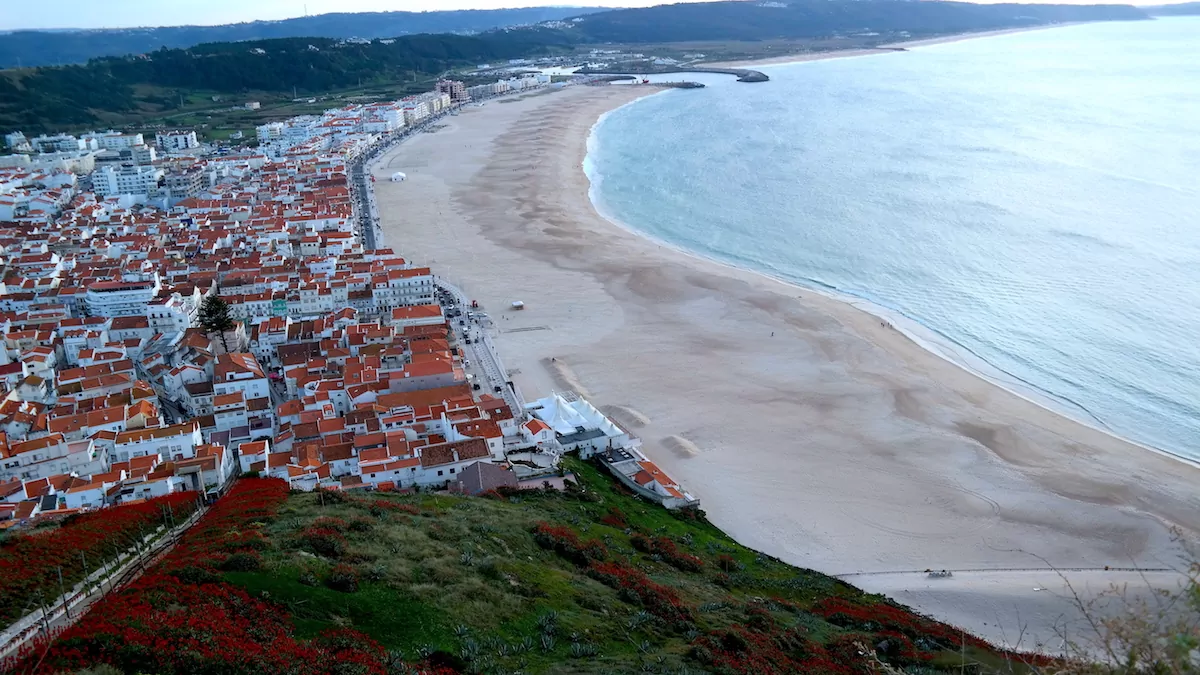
197, 295, 235, 353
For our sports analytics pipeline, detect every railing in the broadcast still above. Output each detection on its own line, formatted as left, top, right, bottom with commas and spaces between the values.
0, 506, 204, 663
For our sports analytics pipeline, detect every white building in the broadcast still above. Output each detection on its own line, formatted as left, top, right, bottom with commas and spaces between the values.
4, 132, 31, 152
92, 164, 164, 199
147, 295, 195, 333
0, 436, 109, 483
31, 134, 89, 153
528, 393, 634, 458
112, 422, 203, 463
83, 131, 145, 151
155, 130, 200, 152
213, 353, 270, 401
85, 277, 161, 318
256, 122, 285, 145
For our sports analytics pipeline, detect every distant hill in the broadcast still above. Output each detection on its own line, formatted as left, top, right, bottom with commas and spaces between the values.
1, 0, 1153, 132
0, 31, 576, 131
564, 0, 1150, 43
1144, 1, 1200, 14
0, 7, 610, 69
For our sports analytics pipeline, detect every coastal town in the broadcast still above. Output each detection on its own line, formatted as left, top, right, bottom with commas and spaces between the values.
0, 72, 699, 544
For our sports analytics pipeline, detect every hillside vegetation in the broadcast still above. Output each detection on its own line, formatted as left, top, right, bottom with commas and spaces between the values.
1, 0, 1153, 133
564, 0, 1148, 43
0, 31, 574, 132
0, 7, 611, 69
10, 463, 1052, 675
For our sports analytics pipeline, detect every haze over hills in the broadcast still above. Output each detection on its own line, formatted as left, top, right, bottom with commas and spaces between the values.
1143, 1, 1200, 13
0, 0, 1154, 132
0, 7, 612, 69
563, 0, 1149, 42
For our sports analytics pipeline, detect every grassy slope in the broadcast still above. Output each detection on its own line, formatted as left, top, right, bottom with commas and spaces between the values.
223, 459, 1025, 674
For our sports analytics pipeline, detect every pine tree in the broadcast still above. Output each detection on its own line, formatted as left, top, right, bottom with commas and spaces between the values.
197, 295, 235, 353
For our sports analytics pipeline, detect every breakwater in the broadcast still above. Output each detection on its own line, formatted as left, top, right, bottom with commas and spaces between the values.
579, 67, 769, 83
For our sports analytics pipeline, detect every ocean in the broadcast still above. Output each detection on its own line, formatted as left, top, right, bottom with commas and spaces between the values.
585, 18, 1200, 462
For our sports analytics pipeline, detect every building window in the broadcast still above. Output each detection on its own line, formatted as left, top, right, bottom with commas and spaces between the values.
449, 468, 455, 474
437, 470, 443, 476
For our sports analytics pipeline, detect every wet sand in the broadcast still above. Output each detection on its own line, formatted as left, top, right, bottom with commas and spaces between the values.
373, 83, 1199, 649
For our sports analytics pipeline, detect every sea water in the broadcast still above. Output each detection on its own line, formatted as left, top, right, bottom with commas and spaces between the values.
586, 18, 1200, 461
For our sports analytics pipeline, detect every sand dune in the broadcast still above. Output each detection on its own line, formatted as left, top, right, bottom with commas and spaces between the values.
541, 357, 591, 399
601, 404, 652, 429
661, 435, 702, 459
374, 84, 1200, 648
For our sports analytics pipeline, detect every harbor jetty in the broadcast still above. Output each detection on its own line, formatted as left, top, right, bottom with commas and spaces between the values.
586, 75, 706, 89
579, 67, 769, 83
685, 67, 769, 82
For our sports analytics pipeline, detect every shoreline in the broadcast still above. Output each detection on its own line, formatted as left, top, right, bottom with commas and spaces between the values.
702, 23, 1095, 68
373, 75, 1199, 648
584, 104, 1199, 472
588, 32, 1199, 471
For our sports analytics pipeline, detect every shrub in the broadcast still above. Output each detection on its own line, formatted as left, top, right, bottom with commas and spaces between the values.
716, 554, 742, 573
169, 565, 221, 585
298, 526, 346, 558
220, 551, 262, 572
630, 533, 704, 572
599, 507, 628, 528
531, 522, 608, 566
326, 564, 359, 593
811, 597, 990, 652
347, 517, 374, 533
586, 561, 693, 626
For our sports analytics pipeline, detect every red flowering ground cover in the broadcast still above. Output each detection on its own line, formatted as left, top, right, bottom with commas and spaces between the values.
812, 597, 991, 651
586, 560, 693, 626
598, 507, 628, 528
0, 491, 199, 624
532, 521, 608, 566
7, 479, 453, 675
690, 623, 854, 675
812, 597, 1060, 670
629, 532, 704, 572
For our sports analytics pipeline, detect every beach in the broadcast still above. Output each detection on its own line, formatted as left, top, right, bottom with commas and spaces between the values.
372, 80, 1200, 649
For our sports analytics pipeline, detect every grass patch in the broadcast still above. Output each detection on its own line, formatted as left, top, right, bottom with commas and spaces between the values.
219, 458, 1034, 674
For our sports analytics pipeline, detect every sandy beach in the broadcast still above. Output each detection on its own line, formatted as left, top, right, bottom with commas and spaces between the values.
372, 79, 1200, 649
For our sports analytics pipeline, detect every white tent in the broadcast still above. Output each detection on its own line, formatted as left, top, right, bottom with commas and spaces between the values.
390, 172, 407, 182
531, 394, 591, 435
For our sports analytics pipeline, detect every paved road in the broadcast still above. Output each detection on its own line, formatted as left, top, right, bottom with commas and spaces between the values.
436, 283, 524, 417
345, 105, 527, 420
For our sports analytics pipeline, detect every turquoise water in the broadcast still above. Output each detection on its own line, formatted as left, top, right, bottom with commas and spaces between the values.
586, 18, 1200, 461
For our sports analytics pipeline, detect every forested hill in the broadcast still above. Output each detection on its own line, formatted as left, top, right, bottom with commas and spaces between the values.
0, 7, 609, 69
0, 31, 575, 131
0, 0, 1152, 133
563, 0, 1150, 43
1144, 2, 1200, 14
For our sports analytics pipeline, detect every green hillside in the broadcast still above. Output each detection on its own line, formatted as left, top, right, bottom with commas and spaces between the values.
206, 461, 1038, 674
